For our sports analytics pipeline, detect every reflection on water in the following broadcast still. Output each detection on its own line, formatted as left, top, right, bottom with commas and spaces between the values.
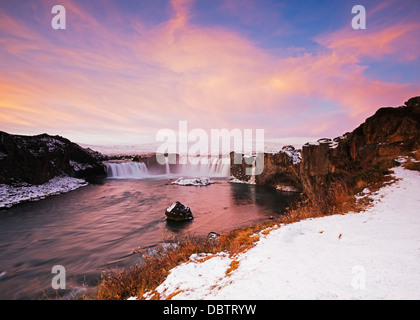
0, 178, 298, 299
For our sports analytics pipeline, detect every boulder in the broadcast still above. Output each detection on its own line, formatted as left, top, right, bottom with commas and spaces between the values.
165, 201, 194, 222
206, 232, 220, 242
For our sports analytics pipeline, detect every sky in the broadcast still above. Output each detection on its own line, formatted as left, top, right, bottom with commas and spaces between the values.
0, 0, 419, 147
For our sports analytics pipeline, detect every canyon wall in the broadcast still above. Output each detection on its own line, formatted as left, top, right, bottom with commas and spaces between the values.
231, 96, 420, 199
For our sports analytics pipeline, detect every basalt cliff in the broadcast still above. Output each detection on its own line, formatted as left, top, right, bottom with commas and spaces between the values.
231, 96, 420, 199
0, 132, 106, 185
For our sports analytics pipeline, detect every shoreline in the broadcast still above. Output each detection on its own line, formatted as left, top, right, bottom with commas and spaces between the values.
0, 176, 88, 209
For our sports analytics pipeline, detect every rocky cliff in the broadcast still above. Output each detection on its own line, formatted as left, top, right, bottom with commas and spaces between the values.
231, 96, 420, 199
0, 132, 106, 185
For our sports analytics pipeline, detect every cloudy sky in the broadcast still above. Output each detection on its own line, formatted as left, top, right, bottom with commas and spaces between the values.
0, 0, 419, 146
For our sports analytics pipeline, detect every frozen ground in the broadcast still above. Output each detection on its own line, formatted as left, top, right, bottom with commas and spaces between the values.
0, 176, 88, 209
140, 163, 420, 300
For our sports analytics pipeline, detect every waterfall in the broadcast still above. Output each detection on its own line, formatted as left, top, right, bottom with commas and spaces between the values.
249, 158, 256, 185
104, 157, 230, 179
165, 157, 170, 175
105, 162, 149, 179
177, 157, 230, 178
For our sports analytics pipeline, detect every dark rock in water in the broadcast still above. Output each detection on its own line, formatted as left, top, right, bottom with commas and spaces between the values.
165, 201, 194, 222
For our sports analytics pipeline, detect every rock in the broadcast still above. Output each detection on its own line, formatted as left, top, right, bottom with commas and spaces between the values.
298, 97, 420, 199
229, 96, 420, 201
165, 201, 194, 222
0, 131, 106, 185
206, 232, 220, 242
230, 151, 301, 191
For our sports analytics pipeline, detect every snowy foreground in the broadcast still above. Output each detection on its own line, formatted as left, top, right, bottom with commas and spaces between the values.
0, 176, 88, 209
140, 164, 420, 300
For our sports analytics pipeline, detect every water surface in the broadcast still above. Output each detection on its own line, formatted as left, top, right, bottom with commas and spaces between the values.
0, 177, 297, 299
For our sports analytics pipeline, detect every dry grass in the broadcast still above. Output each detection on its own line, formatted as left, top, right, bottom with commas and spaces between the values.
406, 147, 420, 162
87, 225, 265, 300
404, 159, 420, 172
164, 289, 184, 300
90, 237, 216, 300
225, 260, 240, 277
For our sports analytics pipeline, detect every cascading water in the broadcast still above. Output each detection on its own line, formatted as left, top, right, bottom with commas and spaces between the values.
105, 161, 149, 179
176, 157, 230, 178
104, 156, 230, 179
165, 156, 170, 175
249, 158, 256, 185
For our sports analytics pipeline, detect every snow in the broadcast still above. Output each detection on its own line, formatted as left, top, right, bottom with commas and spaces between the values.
229, 177, 256, 185
0, 176, 88, 209
166, 202, 178, 212
39, 136, 65, 152
276, 185, 299, 192
355, 187, 372, 202
302, 135, 348, 150
145, 164, 420, 300
283, 150, 301, 165
69, 160, 93, 172
13, 135, 67, 157
171, 177, 214, 186
143, 253, 232, 300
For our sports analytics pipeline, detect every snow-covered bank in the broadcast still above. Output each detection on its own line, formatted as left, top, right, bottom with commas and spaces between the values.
144, 165, 420, 300
0, 176, 88, 209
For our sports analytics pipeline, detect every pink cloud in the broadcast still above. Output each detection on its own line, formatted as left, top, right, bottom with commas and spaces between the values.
0, 0, 418, 145
316, 23, 420, 61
